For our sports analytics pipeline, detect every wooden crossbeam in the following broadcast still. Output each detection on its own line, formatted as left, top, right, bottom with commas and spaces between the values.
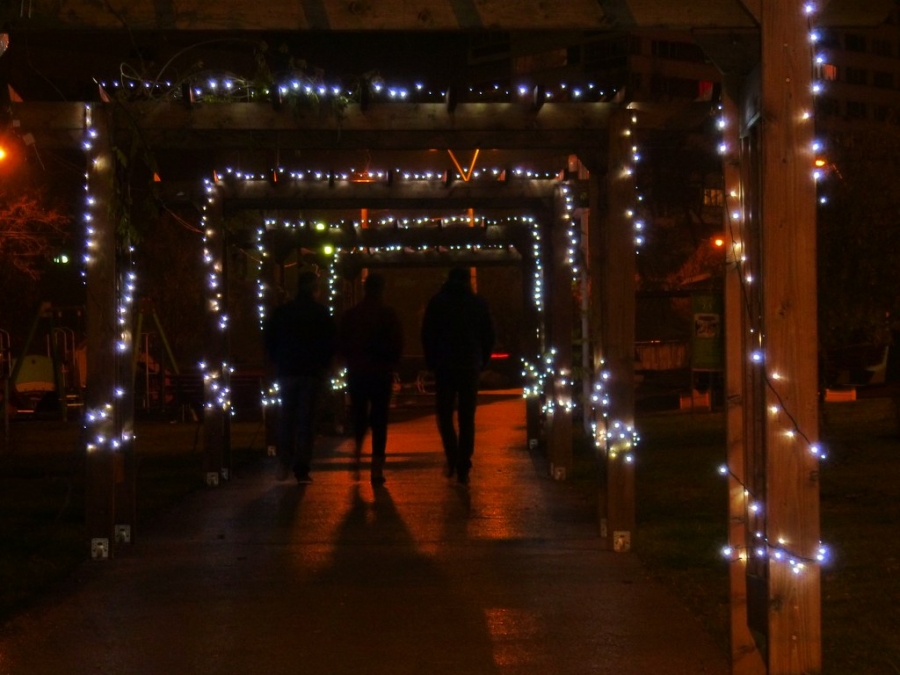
337, 248, 522, 272
132, 102, 614, 152
265, 222, 531, 251
217, 178, 558, 212
3, 0, 889, 32
8, 101, 613, 148
0, 0, 749, 31
10, 100, 730, 169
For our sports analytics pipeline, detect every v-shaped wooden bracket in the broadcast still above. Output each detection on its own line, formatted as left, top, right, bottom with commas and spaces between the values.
446, 148, 480, 182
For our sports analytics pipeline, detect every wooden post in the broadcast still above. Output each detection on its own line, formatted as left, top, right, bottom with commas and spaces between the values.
521, 229, 544, 450
261, 228, 280, 459
579, 207, 592, 438
545, 184, 574, 480
114, 243, 137, 547
83, 105, 119, 560
760, 1, 821, 671
201, 185, 230, 487
586, 171, 606, 522
597, 108, 636, 551
722, 77, 767, 675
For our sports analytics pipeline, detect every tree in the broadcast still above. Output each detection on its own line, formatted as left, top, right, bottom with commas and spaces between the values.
0, 188, 71, 279
0, 183, 74, 340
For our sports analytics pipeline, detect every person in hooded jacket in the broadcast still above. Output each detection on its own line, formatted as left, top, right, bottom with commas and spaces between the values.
420, 266, 496, 485
263, 270, 336, 484
337, 272, 404, 485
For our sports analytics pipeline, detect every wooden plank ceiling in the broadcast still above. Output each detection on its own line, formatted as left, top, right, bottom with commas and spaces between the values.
1, 0, 893, 31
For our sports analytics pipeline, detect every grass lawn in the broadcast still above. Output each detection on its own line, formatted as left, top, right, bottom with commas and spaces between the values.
626, 395, 900, 675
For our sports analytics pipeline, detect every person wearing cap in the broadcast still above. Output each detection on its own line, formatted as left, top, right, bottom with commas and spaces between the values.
263, 269, 336, 484
337, 272, 404, 485
420, 266, 496, 485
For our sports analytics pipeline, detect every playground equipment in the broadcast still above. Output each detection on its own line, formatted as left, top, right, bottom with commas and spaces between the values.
133, 298, 181, 415
6, 302, 84, 419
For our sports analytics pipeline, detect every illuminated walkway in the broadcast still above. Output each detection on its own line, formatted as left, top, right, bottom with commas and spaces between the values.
0, 395, 728, 674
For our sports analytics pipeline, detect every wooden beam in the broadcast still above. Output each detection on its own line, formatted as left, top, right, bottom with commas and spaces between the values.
10, 101, 719, 176
759, 1, 821, 672
83, 107, 118, 560
115, 250, 137, 548
545, 185, 574, 481
522, 248, 544, 450
159, 178, 560, 208
598, 108, 636, 551
338, 247, 522, 271
736, 0, 761, 23
220, 178, 558, 212
131, 102, 614, 151
2, 0, 778, 31
201, 188, 231, 488
266, 222, 531, 252
722, 76, 766, 675
261, 230, 283, 462
10, 102, 613, 165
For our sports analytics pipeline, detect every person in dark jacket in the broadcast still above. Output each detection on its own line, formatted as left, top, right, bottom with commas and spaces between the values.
337, 272, 404, 485
263, 270, 336, 484
420, 266, 495, 484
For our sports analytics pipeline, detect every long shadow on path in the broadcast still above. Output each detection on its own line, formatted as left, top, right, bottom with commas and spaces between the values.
0, 397, 728, 675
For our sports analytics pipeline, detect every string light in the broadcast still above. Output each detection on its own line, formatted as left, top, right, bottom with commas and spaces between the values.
82, 104, 135, 454
215, 164, 561, 184
210, 166, 622, 467
716, 1, 828, 577
199, 178, 233, 416
590, 111, 643, 461
98, 72, 619, 107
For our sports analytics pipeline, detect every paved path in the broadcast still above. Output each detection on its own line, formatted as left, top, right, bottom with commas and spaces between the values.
0, 396, 728, 675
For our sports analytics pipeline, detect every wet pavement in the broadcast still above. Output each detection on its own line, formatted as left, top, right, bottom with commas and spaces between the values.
0, 395, 729, 675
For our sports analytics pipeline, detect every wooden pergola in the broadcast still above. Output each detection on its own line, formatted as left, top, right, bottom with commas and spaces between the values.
3, 2, 895, 673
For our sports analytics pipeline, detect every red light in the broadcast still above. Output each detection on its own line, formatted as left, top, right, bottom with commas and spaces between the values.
490, 353, 510, 360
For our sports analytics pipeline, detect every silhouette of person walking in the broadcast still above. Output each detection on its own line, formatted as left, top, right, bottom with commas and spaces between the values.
421, 267, 495, 485
338, 272, 404, 485
264, 269, 336, 484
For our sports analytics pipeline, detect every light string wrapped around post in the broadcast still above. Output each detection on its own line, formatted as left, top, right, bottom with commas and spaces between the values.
521, 216, 549, 405
81, 104, 136, 454
199, 176, 233, 416
590, 111, 642, 463
717, 1, 828, 575
546, 182, 578, 416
